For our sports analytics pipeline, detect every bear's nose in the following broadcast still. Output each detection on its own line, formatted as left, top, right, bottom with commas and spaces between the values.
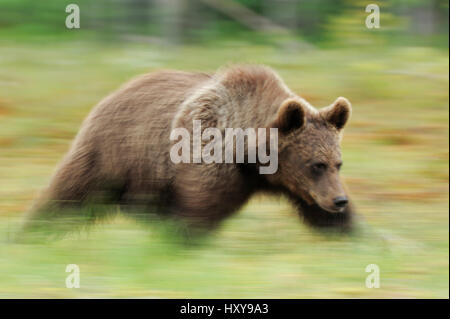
333, 196, 348, 209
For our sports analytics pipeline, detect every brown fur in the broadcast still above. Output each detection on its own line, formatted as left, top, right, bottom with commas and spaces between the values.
23, 65, 355, 235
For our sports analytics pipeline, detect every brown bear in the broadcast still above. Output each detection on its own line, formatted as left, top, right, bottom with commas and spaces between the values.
23, 65, 355, 235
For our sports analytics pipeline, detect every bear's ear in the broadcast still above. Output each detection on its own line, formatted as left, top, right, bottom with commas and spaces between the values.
322, 97, 351, 130
273, 99, 306, 134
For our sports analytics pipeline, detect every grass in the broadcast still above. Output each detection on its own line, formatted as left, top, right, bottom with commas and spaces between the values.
0, 39, 448, 298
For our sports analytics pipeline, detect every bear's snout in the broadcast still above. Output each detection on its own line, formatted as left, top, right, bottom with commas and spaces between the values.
333, 196, 348, 209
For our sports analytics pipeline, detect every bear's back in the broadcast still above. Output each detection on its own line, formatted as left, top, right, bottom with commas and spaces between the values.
75, 71, 211, 191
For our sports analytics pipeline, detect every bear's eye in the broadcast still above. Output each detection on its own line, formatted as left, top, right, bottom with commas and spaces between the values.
337, 162, 343, 170
312, 162, 327, 174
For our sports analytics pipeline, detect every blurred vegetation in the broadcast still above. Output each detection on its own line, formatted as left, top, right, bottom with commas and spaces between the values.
0, 0, 448, 298
0, 0, 448, 47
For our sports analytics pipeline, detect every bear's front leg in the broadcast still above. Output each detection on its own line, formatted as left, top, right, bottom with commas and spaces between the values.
172, 163, 253, 232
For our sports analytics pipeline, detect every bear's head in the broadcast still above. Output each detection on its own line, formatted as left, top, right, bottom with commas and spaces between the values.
267, 97, 352, 213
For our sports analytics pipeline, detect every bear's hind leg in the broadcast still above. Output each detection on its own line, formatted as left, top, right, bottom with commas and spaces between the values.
19, 148, 106, 240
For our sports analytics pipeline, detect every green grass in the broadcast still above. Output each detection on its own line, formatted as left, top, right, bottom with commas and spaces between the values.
0, 39, 448, 298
